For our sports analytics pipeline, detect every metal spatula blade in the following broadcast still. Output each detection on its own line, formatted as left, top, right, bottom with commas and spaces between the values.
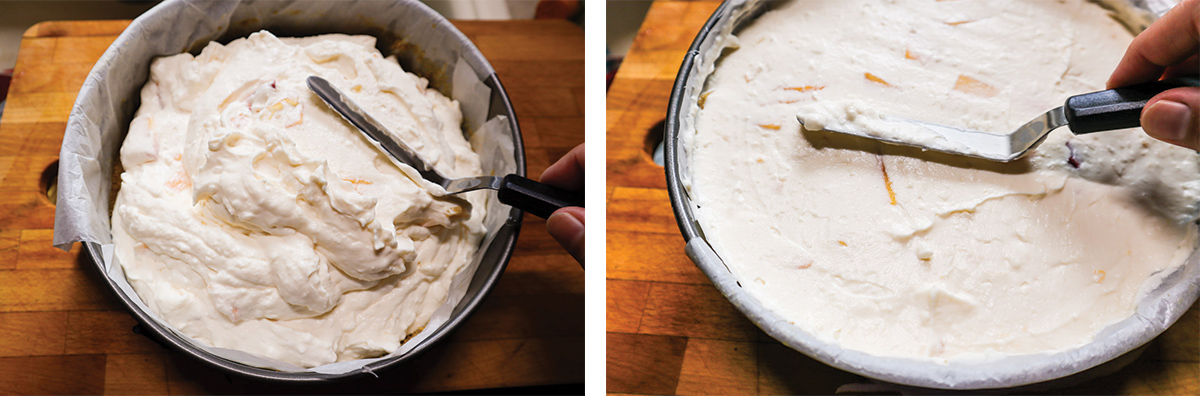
306, 76, 583, 219
801, 77, 1197, 162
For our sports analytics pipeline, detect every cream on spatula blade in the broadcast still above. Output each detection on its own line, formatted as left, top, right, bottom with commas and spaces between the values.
798, 77, 1198, 162
307, 76, 583, 219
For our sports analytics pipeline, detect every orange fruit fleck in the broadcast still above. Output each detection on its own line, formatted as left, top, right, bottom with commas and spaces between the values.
287, 110, 304, 128
953, 74, 997, 97
266, 102, 284, 120
838, 241, 847, 246
698, 91, 713, 109
879, 156, 897, 205
758, 124, 782, 130
904, 49, 918, 60
784, 85, 825, 92
166, 170, 191, 192
864, 72, 891, 87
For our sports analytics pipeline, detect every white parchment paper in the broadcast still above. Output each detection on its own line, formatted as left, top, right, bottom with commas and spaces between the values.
54, 0, 519, 375
677, 0, 1199, 389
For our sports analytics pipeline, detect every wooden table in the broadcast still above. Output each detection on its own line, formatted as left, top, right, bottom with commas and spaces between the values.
604, 1, 1198, 394
0, 19, 582, 394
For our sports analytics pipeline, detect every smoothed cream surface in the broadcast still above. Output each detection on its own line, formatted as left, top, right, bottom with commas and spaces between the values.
113, 31, 486, 367
689, 0, 1199, 360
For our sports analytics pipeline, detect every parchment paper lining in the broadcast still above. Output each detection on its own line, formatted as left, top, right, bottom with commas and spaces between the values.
676, 0, 1199, 389
54, 0, 518, 375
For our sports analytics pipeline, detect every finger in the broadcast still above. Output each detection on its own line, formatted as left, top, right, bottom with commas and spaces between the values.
540, 143, 585, 191
1108, 0, 1199, 89
1142, 86, 1200, 150
546, 207, 585, 266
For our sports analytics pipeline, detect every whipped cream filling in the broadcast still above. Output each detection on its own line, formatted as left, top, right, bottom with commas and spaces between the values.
112, 31, 486, 367
689, 0, 1199, 360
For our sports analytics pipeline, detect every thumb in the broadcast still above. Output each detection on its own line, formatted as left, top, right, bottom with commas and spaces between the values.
1141, 86, 1200, 150
546, 207, 585, 266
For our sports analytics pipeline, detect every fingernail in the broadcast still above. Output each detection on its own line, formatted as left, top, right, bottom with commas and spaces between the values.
1143, 100, 1192, 142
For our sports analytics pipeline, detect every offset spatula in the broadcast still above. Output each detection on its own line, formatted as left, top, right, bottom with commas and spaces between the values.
307, 76, 583, 219
799, 77, 1198, 162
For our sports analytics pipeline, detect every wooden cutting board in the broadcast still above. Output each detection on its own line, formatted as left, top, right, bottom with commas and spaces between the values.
0, 19, 582, 394
605, 1, 1198, 395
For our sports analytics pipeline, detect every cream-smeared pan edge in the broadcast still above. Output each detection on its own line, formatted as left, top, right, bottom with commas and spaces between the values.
689, 0, 1199, 361
112, 31, 486, 368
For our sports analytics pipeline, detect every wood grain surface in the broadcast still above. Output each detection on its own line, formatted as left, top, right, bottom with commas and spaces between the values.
604, 1, 1199, 395
0, 19, 582, 394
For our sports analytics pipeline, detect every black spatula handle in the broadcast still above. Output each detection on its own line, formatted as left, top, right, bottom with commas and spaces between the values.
497, 174, 585, 219
1066, 76, 1199, 134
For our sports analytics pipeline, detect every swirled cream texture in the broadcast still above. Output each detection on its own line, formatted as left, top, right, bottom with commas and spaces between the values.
112, 31, 486, 367
690, 0, 1199, 360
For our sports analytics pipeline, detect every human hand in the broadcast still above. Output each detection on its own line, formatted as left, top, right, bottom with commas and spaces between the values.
1107, 0, 1199, 150
540, 143, 585, 266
